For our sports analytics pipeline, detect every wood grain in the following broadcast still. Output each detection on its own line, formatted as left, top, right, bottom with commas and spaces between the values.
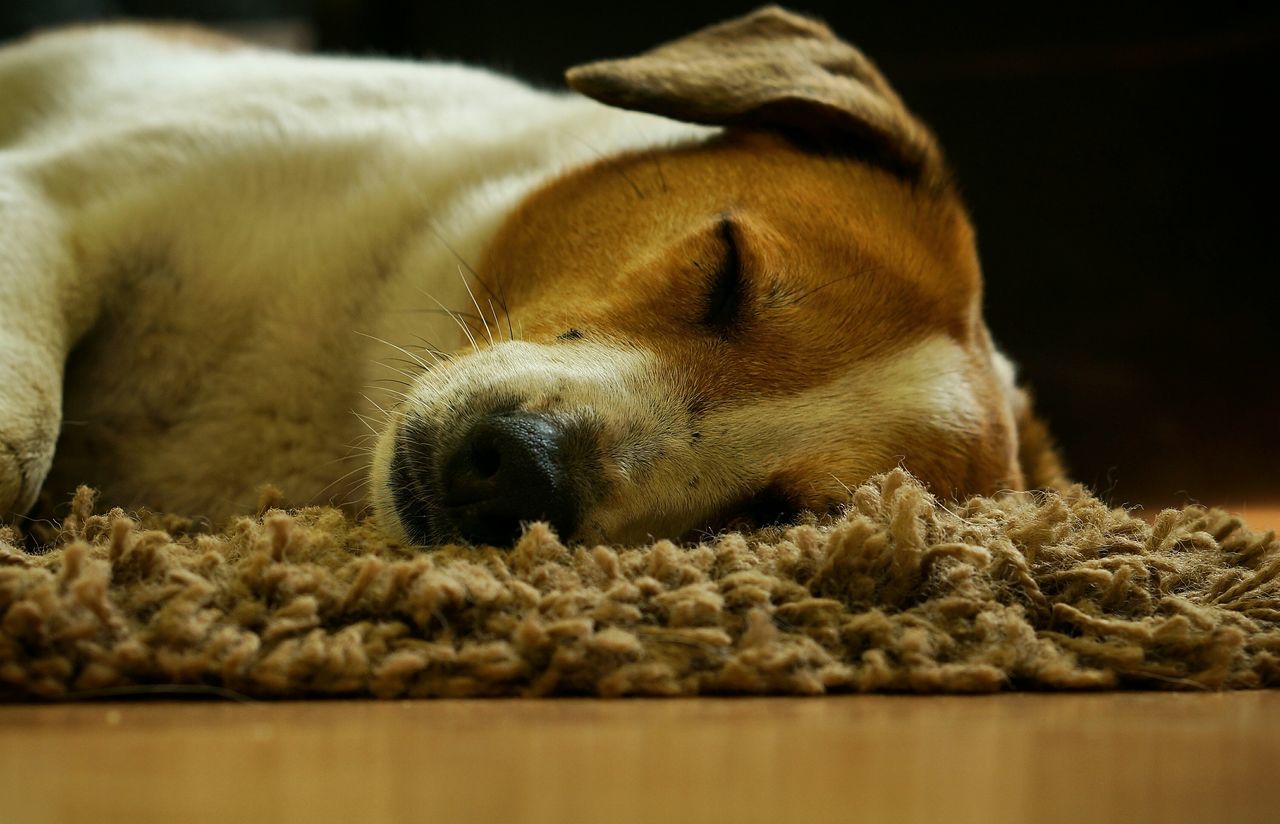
1227, 504, 1280, 531
3, 691, 1277, 824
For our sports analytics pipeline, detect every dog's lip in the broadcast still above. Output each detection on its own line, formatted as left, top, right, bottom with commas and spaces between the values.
389, 418, 449, 545
688, 480, 810, 539
439, 495, 487, 511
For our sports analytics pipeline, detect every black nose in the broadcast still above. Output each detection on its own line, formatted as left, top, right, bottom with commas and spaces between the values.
439, 411, 581, 545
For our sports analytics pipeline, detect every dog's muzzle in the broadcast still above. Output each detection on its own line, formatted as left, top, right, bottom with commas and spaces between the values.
391, 410, 589, 546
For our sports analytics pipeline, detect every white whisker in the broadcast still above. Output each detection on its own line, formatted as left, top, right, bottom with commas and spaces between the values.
352, 410, 382, 436
373, 359, 422, 382
354, 330, 434, 372
458, 265, 495, 345
415, 286, 481, 355
359, 392, 391, 419
486, 297, 507, 342
313, 462, 373, 504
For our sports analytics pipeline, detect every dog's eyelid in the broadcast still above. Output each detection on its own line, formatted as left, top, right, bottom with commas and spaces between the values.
699, 217, 746, 333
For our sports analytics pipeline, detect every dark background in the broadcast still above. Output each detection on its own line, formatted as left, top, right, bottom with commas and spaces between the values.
3, 1, 1277, 505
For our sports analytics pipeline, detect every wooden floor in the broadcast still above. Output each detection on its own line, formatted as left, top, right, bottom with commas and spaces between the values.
1183, 503, 1279, 531
3, 692, 1278, 824
3, 503, 1276, 824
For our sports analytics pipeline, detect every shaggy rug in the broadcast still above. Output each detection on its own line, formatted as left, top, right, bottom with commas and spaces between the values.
1, 469, 1277, 699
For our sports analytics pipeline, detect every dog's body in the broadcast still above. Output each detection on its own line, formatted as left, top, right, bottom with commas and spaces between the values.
1, 10, 1060, 546
0, 23, 703, 521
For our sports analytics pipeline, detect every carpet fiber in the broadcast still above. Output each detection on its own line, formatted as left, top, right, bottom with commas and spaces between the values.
2, 470, 1277, 699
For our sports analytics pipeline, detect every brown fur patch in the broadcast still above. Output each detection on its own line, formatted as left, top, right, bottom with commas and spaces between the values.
479, 130, 1017, 499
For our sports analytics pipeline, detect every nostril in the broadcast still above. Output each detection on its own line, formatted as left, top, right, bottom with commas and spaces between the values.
438, 411, 583, 545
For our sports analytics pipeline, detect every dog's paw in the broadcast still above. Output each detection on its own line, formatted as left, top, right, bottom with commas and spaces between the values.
0, 446, 28, 516
0, 438, 43, 517
0, 353, 62, 518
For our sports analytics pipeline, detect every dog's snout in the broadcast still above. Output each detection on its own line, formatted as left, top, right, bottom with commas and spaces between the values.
440, 411, 580, 545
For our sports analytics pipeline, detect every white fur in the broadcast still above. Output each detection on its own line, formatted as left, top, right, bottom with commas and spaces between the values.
0, 26, 707, 519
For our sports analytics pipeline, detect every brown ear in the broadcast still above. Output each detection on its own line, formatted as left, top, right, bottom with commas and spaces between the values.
566, 5, 943, 182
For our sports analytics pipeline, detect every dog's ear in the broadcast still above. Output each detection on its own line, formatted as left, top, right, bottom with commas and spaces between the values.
566, 5, 943, 182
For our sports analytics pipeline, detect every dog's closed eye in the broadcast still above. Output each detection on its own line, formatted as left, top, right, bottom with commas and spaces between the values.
699, 216, 745, 334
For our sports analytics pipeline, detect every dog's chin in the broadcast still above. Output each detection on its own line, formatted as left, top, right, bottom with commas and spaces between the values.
369, 415, 440, 545
386, 429, 450, 546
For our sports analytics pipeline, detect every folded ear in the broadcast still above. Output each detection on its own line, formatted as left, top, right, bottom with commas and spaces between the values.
566, 5, 943, 183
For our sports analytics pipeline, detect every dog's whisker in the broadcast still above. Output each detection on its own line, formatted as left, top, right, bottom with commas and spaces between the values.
414, 286, 482, 355
486, 297, 503, 343
358, 393, 391, 421
423, 221, 506, 306
355, 407, 387, 424
408, 336, 453, 362
828, 474, 857, 516
396, 307, 491, 326
380, 356, 436, 382
368, 376, 413, 389
491, 292, 514, 338
364, 383, 414, 405
352, 397, 393, 430
336, 489, 372, 513
351, 412, 380, 437
424, 220, 518, 343
492, 270, 516, 341
319, 447, 373, 469
371, 359, 421, 382
354, 330, 435, 372
312, 462, 373, 505
457, 264, 495, 346
332, 471, 373, 506
377, 390, 413, 405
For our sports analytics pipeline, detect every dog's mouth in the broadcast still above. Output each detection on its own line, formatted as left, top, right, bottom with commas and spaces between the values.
388, 408, 825, 547
389, 408, 602, 546
376, 338, 848, 547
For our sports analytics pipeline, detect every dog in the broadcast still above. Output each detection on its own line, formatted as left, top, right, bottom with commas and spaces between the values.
0, 6, 1063, 547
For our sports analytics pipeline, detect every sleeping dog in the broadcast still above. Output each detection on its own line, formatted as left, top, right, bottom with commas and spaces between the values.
0, 7, 1062, 546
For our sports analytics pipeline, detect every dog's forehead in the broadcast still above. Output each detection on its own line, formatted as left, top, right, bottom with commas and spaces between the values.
484, 131, 980, 329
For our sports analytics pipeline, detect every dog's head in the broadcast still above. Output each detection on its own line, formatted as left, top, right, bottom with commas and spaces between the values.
372, 6, 1061, 546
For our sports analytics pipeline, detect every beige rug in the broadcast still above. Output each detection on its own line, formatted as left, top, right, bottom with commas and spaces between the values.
2, 469, 1277, 699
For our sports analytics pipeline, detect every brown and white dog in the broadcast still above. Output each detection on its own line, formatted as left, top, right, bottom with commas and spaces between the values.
0, 7, 1062, 547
